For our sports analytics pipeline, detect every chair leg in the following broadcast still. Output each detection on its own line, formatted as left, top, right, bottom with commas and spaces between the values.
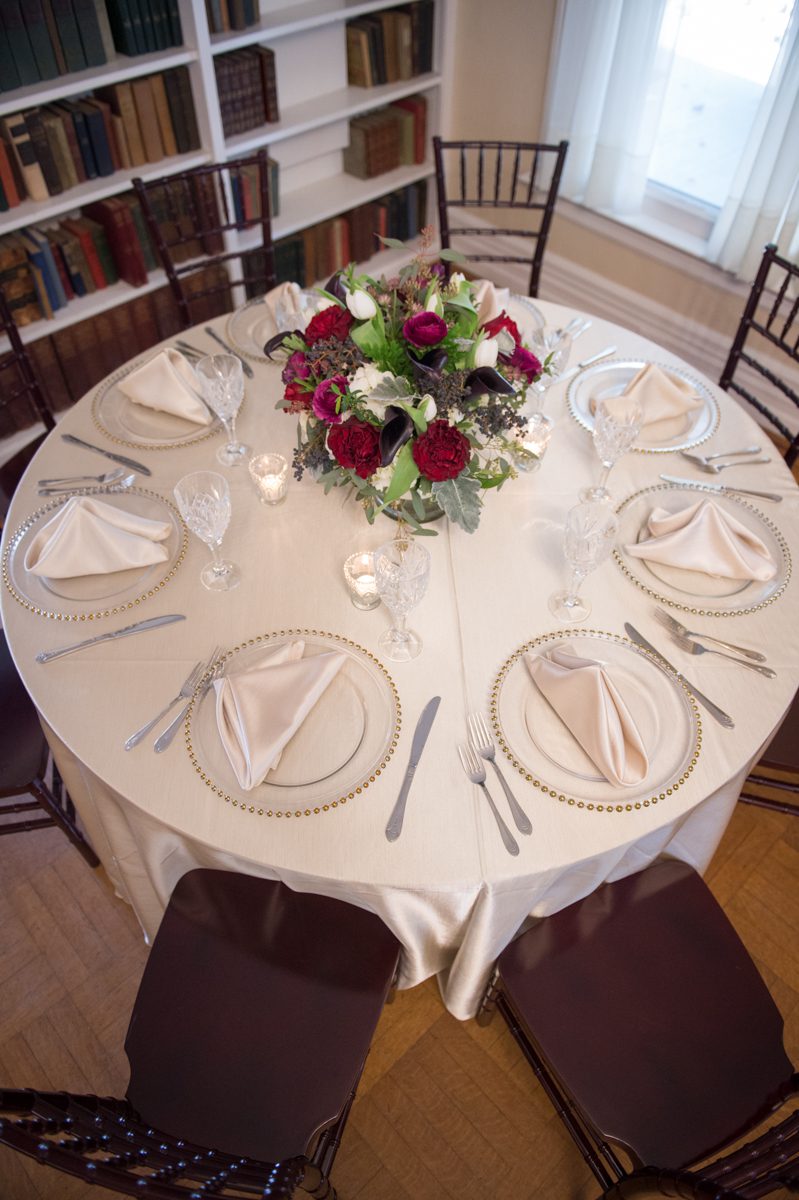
739, 791, 799, 816
29, 778, 100, 867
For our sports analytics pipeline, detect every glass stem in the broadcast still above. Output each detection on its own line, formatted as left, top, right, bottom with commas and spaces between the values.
597, 463, 612, 490
568, 568, 586, 600
224, 416, 236, 447
391, 611, 409, 642
209, 540, 227, 576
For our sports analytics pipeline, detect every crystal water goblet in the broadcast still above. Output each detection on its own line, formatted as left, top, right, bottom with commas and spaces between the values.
548, 500, 618, 622
580, 397, 643, 503
374, 536, 431, 662
174, 470, 241, 592
529, 327, 573, 403
195, 353, 250, 467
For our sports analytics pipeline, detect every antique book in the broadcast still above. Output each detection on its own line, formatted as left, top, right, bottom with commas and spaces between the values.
49, 0, 87, 72
24, 108, 64, 196
83, 198, 147, 286
149, 72, 178, 157
45, 103, 86, 183
52, 101, 96, 179
118, 193, 158, 271
61, 216, 109, 287
1, 112, 49, 202
346, 21, 374, 87
0, 140, 21, 207
84, 97, 121, 171
92, 0, 116, 58
96, 81, 147, 167
388, 103, 415, 165
256, 46, 280, 123
22, 0, 60, 81
391, 93, 427, 163
41, 227, 76, 300
1, 1, 40, 86
39, 107, 79, 191
0, 235, 43, 325
71, 0, 106, 65
131, 76, 165, 162
49, 224, 89, 295
103, 0, 137, 55
111, 113, 131, 168
74, 99, 115, 176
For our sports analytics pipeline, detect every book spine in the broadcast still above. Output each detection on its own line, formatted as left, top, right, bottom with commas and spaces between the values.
0, 141, 21, 206
70, 0, 107, 66
149, 72, 177, 157
131, 76, 164, 162
174, 66, 200, 151
2, 113, 49, 201
49, 0, 87, 72
164, 0, 182, 45
22, 0, 60, 81
0, 16, 23, 90
44, 229, 75, 300
1, 2, 40, 86
40, 109, 78, 190
50, 102, 87, 181
87, 98, 120, 170
61, 218, 106, 286
92, 0, 116, 59
125, 0, 148, 54
258, 46, 280, 123
79, 102, 114, 176
20, 230, 60, 313
162, 68, 188, 153
86, 216, 120, 284
103, 0, 137, 55
40, 0, 67, 72
24, 109, 64, 195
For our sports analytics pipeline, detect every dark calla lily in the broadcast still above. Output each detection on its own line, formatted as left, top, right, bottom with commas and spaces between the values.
323, 272, 348, 303
379, 405, 414, 467
463, 366, 516, 397
410, 347, 448, 385
263, 329, 302, 359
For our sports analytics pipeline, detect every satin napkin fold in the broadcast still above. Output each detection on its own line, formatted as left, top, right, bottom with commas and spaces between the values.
601, 363, 702, 428
472, 278, 511, 326
118, 349, 213, 426
626, 498, 777, 581
525, 646, 649, 787
250, 281, 308, 348
24, 495, 171, 579
214, 640, 347, 791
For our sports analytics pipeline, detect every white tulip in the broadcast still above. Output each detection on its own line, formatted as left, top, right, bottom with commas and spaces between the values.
423, 290, 444, 315
345, 288, 377, 320
473, 337, 499, 368
420, 394, 437, 421
449, 271, 466, 289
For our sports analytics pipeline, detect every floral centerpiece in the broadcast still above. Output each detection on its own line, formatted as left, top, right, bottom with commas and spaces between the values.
267, 233, 545, 534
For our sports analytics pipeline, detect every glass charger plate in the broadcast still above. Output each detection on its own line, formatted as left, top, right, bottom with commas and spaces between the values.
491, 630, 701, 813
2, 487, 188, 621
186, 630, 401, 817
91, 356, 221, 450
613, 482, 791, 616
225, 291, 319, 362
508, 293, 546, 332
566, 359, 719, 452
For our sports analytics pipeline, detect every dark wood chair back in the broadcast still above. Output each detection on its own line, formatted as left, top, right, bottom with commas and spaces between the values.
480, 860, 799, 1198
1, 868, 400, 1198
719, 242, 799, 466
132, 150, 277, 329
0, 286, 56, 518
433, 137, 568, 297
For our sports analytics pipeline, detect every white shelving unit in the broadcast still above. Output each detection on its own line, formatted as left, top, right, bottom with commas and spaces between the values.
0, 0, 452, 351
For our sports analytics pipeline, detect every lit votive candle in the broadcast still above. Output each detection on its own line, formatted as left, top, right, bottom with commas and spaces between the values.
249, 453, 289, 505
515, 412, 554, 471
343, 551, 381, 610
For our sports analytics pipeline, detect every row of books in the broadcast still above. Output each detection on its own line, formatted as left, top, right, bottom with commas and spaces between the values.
343, 96, 428, 181
214, 47, 279, 139
270, 180, 428, 288
229, 157, 280, 224
0, 0, 183, 93
0, 68, 200, 211
205, 0, 259, 35
346, 1, 435, 88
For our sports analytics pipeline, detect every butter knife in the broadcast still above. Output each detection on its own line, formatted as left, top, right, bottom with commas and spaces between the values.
61, 434, 152, 477
385, 696, 441, 841
659, 474, 782, 503
624, 623, 734, 729
36, 615, 185, 663
203, 327, 254, 378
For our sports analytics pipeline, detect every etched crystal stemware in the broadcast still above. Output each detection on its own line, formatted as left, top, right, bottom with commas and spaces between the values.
529, 327, 573, 402
580, 397, 643, 503
374, 536, 431, 662
174, 470, 240, 592
195, 353, 250, 467
548, 500, 618, 622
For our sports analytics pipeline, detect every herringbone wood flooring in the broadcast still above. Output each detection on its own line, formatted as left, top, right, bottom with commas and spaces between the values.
1, 800, 797, 1199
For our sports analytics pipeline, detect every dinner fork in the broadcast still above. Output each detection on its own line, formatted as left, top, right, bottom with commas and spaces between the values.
154, 646, 224, 752
468, 712, 532, 835
680, 451, 771, 473
124, 660, 206, 750
458, 743, 519, 855
668, 631, 776, 677
653, 607, 767, 662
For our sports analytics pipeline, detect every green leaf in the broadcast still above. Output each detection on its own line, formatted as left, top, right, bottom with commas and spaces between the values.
350, 306, 387, 361
432, 474, 482, 533
377, 235, 408, 250
439, 248, 467, 263
382, 441, 419, 504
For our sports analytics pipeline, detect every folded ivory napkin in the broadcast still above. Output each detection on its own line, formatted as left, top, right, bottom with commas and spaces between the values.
472, 279, 511, 327
525, 646, 649, 787
626, 498, 777, 581
214, 640, 347, 791
24, 495, 171, 579
117, 349, 213, 426
250, 281, 308, 349
600, 364, 703, 428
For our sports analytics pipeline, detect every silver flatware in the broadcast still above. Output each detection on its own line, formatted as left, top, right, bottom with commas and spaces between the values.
558, 346, 618, 384
680, 446, 761, 466
668, 631, 776, 677
35, 614, 185, 664
468, 711, 531, 835
124, 659, 206, 750
385, 695, 441, 841
38, 468, 127, 486
624, 623, 734, 729
680, 453, 771, 474
154, 646, 224, 753
61, 433, 152, 477
653, 608, 767, 663
458, 743, 519, 855
203, 327, 254, 378
659, 475, 783, 503
561, 317, 592, 340
38, 473, 136, 496
174, 339, 204, 359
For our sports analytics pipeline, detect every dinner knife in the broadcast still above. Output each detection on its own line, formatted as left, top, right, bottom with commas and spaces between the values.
36, 614, 186, 663
659, 474, 782, 503
203, 326, 254, 378
61, 434, 152, 477
623, 623, 735, 729
385, 695, 441, 841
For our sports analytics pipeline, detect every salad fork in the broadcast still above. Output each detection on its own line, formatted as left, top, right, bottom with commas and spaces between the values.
468, 712, 531, 834
680, 451, 771, 473
653, 607, 767, 662
458, 743, 519, 855
154, 646, 224, 752
680, 446, 761, 467
124, 660, 206, 750
668, 631, 776, 677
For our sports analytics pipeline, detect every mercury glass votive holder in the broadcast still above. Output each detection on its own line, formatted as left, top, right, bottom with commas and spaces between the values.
343, 551, 381, 610
249, 453, 289, 505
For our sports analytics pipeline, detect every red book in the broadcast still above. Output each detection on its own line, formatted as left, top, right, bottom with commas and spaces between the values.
61, 216, 108, 288
84, 197, 147, 287
0, 139, 21, 206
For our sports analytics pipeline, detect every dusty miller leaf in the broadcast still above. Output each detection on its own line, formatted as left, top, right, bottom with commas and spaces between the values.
432, 475, 482, 533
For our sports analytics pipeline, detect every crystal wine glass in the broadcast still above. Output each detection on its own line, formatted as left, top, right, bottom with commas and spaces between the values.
548, 500, 618, 622
374, 536, 431, 662
580, 397, 643, 503
195, 353, 250, 467
174, 470, 240, 592
529, 327, 573, 403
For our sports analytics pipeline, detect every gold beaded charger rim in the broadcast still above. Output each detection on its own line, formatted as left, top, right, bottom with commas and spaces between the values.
490, 629, 702, 814
612, 481, 791, 617
184, 629, 402, 819
2, 486, 188, 622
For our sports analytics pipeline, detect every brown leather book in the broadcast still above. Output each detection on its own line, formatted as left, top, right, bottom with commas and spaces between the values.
39, 108, 79, 191
0, 140, 21, 207
148, 73, 178, 157
131, 77, 165, 163
83, 198, 148, 287
346, 22, 373, 87
2, 112, 50, 201
0, 234, 43, 326
96, 81, 147, 168
111, 113, 131, 169
256, 46, 280, 123
45, 103, 86, 183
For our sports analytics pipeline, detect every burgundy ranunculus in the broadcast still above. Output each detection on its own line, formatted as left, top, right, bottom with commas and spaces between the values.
283, 380, 312, 413
403, 311, 448, 348
282, 351, 311, 385
501, 345, 542, 383
482, 311, 521, 344
312, 374, 348, 424
304, 305, 353, 346
328, 418, 381, 478
412, 419, 471, 482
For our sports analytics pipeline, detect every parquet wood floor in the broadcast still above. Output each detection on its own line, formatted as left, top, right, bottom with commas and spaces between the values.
0, 800, 797, 1199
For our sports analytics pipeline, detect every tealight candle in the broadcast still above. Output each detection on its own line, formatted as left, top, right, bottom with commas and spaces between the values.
515, 412, 554, 471
343, 551, 381, 610
249, 453, 289, 505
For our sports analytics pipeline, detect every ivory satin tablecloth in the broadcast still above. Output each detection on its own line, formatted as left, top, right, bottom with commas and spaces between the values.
3, 300, 798, 1020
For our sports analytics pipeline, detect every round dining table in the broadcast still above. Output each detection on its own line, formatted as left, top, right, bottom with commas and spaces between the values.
3, 294, 798, 1021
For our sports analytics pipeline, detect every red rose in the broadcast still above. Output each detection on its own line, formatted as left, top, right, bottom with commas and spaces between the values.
482, 311, 521, 344
412, 419, 471, 482
304, 305, 353, 345
283, 380, 312, 413
328, 418, 381, 479
501, 345, 542, 383
403, 311, 448, 348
